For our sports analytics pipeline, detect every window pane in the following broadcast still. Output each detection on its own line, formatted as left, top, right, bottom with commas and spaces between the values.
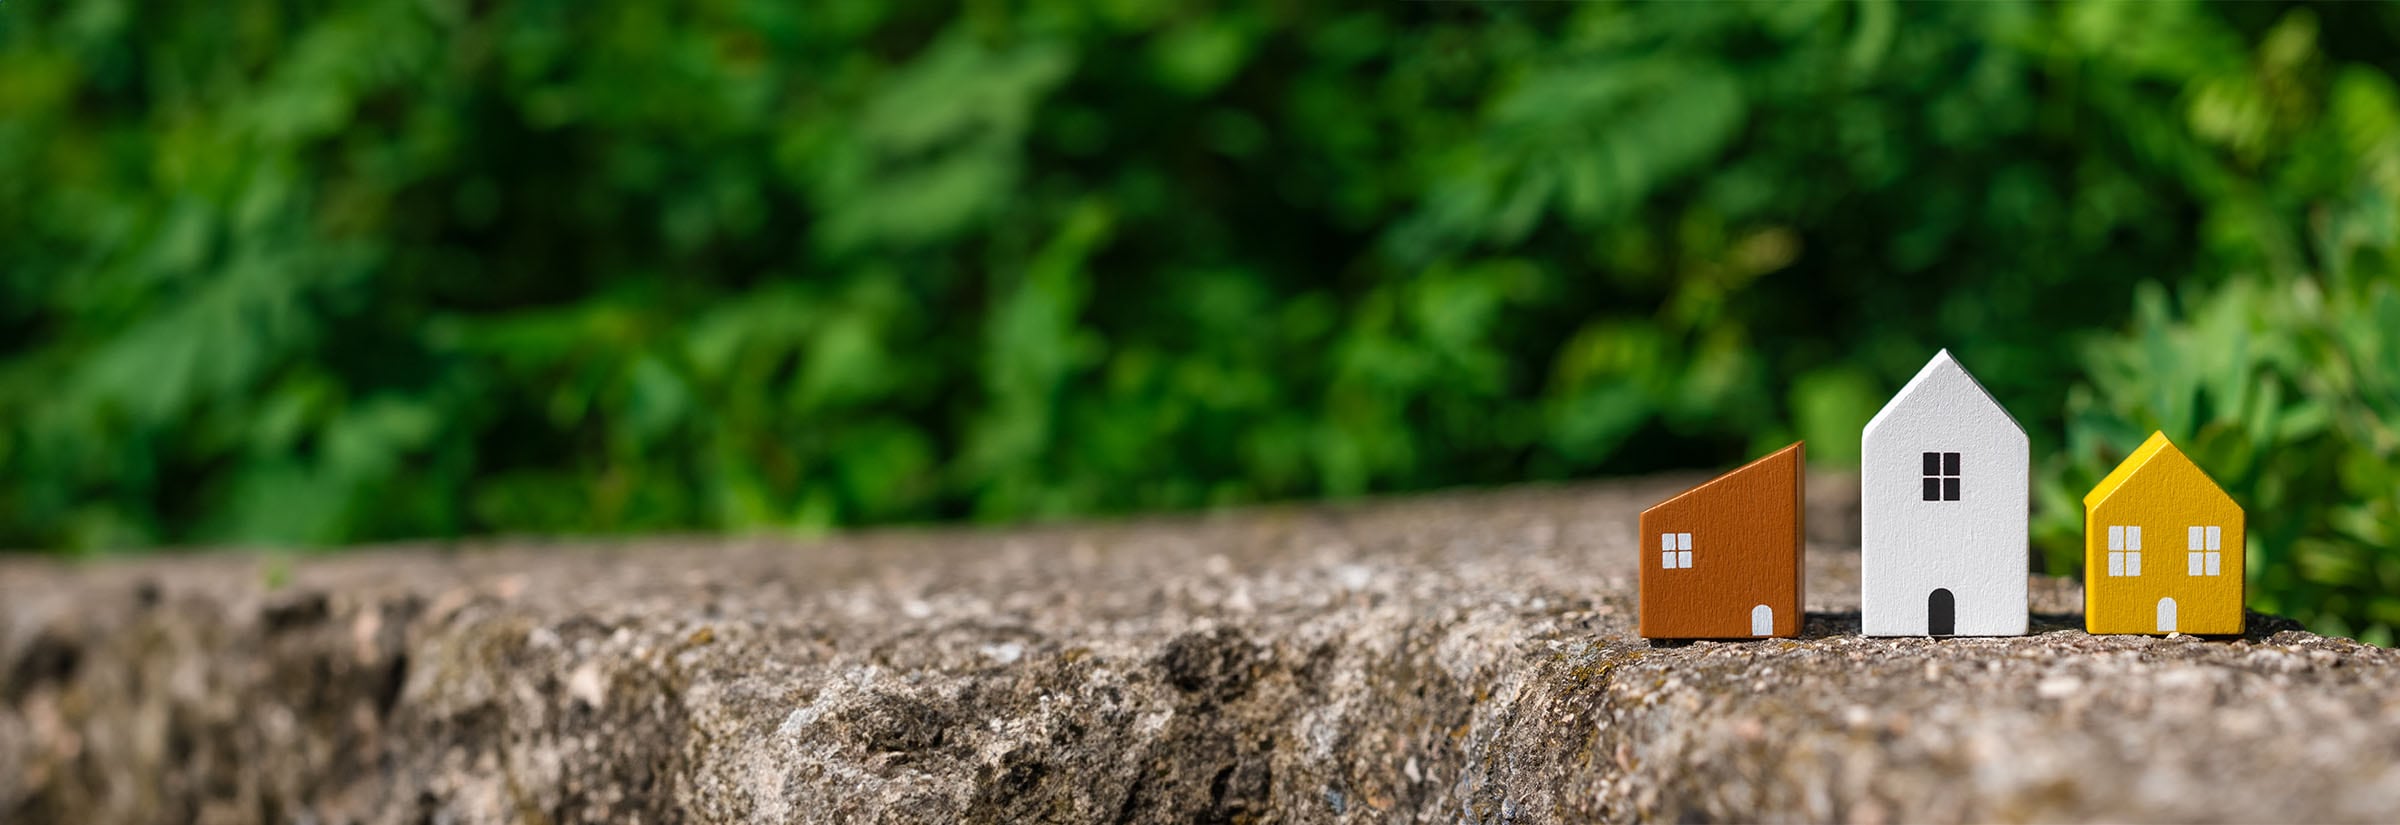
2208, 526, 2221, 550
2128, 552, 2141, 576
1944, 478, 1960, 501
1944, 452, 1961, 475
2109, 552, 2124, 577
2189, 553, 2203, 576
1924, 478, 1941, 501
2207, 552, 2221, 576
2129, 526, 2142, 550
1663, 551, 1676, 569
1679, 550, 1693, 569
1924, 452, 1941, 475
1663, 534, 1674, 553
1679, 532, 1693, 551
2109, 526, 2124, 551
2188, 526, 2203, 550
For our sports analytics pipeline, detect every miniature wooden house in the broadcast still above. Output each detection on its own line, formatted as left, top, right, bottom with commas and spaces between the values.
2084, 432, 2244, 635
1859, 350, 2030, 637
1638, 443, 1805, 639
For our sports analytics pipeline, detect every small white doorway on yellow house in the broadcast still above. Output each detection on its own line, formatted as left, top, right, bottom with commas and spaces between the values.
2157, 597, 2178, 633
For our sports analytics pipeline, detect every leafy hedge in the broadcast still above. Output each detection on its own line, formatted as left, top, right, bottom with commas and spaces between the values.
3, 2, 2398, 638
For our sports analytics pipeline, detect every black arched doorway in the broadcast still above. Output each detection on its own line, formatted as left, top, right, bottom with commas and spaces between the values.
1929, 588, 1956, 636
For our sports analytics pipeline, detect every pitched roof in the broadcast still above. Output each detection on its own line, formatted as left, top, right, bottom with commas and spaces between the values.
2083, 431, 2233, 509
1862, 349, 2026, 438
1641, 441, 1803, 514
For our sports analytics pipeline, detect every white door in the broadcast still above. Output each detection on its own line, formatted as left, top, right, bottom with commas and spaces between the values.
1750, 604, 1773, 636
2157, 597, 2178, 633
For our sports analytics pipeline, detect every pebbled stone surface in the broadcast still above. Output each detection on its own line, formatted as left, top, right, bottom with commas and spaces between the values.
3, 474, 2396, 823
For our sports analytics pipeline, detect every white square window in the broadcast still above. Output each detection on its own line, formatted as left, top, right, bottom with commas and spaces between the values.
2107, 525, 2142, 576
1661, 533, 1694, 569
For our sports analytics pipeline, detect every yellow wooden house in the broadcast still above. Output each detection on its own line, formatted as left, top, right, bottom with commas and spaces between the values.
2083, 432, 2244, 635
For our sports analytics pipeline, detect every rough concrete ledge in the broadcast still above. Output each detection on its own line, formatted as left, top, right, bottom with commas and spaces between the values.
3, 475, 2395, 823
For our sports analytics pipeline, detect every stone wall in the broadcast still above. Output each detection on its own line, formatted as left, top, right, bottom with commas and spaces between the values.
4, 476, 2395, 823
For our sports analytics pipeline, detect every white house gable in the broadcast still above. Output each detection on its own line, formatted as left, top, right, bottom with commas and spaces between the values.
1862, 351, 2026, 449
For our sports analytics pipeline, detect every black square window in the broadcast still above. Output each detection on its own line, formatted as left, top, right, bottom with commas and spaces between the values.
1921, 452, 1961, 501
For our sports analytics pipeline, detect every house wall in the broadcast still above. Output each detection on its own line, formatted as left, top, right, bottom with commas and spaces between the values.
2084, 457, 2245, 635
1638, 445, 1803, 639
1860, 368, 2029, 636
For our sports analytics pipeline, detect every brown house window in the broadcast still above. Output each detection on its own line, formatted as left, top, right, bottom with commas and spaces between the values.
1921, 452, 1960, 501
1659, 532, 1692, 569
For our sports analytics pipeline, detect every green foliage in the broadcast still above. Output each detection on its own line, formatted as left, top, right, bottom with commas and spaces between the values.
2, 2, 2398, 635
2029, 9, 2400, 641
2042, 272, 2400, 644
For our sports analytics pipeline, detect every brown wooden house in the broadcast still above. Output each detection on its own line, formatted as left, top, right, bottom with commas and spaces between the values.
1637, 443, 1805, 639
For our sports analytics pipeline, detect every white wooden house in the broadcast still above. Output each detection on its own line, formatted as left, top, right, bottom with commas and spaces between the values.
1859, 350, 2029, 636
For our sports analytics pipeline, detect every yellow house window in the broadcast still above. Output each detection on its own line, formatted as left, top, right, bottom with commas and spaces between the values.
2187, 525, 2223, 576
2108, 525, 2142, 576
